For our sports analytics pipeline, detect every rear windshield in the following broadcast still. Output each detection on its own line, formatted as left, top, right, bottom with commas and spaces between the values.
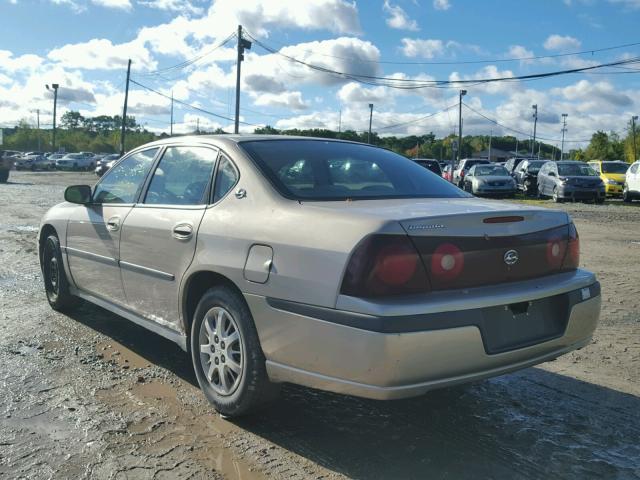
602, 162, 629, 174
240, 140, 468, 200
558, 163, 598, 176
462, 160, 488, 170
475, 165, 509, 176
527, 161, 546, 173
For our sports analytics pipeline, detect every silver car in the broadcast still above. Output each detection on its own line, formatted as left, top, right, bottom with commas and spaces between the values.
39, 136, 601, 417
462, 164, 517, 197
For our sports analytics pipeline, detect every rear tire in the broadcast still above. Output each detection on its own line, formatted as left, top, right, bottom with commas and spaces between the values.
552, 187, 563, 203
623, 186, 633, 203
42, 234, 78, 311
190, 286, 279, 417
0, 170, 8, 183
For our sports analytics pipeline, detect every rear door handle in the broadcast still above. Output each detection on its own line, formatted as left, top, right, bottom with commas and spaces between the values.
106, 216, 121, 232
172, 222, 193, 240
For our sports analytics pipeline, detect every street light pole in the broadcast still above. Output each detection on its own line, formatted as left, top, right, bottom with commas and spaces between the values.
632, 115, 638, 162
36, 109, 40, 152
458, 89, 467, 163
46, 84, 59, 153
531, 104, 538, 157
368, 103, 373, 144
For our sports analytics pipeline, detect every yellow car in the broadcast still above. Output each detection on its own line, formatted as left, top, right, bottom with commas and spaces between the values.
588, 160, 629, 196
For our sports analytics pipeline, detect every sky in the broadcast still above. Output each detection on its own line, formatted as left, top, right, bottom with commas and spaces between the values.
1, 0, 640, 147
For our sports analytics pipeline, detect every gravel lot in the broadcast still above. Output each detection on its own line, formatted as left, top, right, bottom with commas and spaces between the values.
1, 171, 639, 480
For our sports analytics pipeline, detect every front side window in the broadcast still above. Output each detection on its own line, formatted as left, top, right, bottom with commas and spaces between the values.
145, 146, 217, 205
94, 148, 158, 204
240, 140, 468, 200
630, 164, 639, 174
213, 154, 239, 202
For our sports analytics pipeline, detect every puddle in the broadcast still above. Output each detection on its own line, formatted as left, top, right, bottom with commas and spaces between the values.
96, 341, 151, 368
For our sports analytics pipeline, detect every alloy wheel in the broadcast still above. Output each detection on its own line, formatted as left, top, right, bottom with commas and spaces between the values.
198, 306, 244, 396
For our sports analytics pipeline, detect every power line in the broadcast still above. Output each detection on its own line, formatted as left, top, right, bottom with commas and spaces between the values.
374, 104, 458, 131
245, 31, 640, 66
246, 33, 640, 89
462, 102, 592, 143
129, 78, 260, 127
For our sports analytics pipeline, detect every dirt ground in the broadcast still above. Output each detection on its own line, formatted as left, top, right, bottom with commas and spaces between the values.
1, 171, 639, 480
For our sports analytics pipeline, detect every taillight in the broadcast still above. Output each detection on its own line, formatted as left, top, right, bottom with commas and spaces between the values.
546, 236, 566, 269
340, 235, 430, 297
562, 223, 580, 269
460, 170, 465, 177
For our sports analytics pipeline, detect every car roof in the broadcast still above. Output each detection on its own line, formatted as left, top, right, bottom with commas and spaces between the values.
137, 134, 368, 150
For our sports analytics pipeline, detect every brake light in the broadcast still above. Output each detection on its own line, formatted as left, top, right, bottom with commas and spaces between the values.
546, 237, 566, 269
430, 243, 464, 281
340, 235, 430, 297
562, 223, 580, 269
460, 170, 465, 177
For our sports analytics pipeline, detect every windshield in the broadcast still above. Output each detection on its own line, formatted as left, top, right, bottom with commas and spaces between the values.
240, 140, 469, 200
601, 162, 629, 174
558, 163, 599, 176
527, 161, 546, 173
474, 165, 509, 176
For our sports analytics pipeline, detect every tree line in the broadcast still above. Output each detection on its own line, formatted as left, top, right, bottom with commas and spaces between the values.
1, 110, 637, 163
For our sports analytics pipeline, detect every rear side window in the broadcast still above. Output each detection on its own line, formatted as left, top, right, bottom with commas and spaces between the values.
94, 148, 158, 204
145, 146, 217, 205
240, 140, 467, 200
213, 154, 239, 202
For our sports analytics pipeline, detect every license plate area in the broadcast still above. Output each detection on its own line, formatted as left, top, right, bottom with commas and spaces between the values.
479, 294, 571, 354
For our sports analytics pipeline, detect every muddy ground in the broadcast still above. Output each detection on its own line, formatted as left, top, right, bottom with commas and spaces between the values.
0, 171, 639, 480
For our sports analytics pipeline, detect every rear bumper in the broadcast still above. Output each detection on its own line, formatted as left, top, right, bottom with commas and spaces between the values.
247, 270, 600, 400
558, 186, 605, 200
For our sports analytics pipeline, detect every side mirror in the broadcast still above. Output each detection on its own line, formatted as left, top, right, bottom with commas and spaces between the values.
64, 185, 92, 204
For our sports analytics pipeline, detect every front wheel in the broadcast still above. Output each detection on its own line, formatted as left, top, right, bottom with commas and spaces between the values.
552, 187, 563, 203
190, 286, 279, 417
623, 186, 633, 203
42, 234, 78, 311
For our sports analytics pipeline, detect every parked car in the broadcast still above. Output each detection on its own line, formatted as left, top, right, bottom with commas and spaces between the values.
587, 160, 628, 197
513, 159, 548, 196
537, 161, 605, 203
442, 164, 453, 182
623, 161, 640, 202
39, 135, 601, 417
56, 153, 96, 171
95, 154, 120, 177
15, 153, 47, 170
413, 158, 442, 176
504, 156, 534, 175
462, 164, 517, 197
453, 158, 490, 187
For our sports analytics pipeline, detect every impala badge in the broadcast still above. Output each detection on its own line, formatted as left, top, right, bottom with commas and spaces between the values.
504, 249, 519, 265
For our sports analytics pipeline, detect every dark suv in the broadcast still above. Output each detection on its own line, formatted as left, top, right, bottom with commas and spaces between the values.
452, 158, 490, 187
513, 159, 547, 196
504, 156, 535, 175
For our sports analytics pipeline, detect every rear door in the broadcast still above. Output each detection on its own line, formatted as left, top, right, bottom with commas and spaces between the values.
65, 148, 159, 305
118, 145, 219, 329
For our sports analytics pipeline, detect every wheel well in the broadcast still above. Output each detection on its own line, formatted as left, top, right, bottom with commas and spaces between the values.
183, 271, 244, 338
38, 224, 57, 267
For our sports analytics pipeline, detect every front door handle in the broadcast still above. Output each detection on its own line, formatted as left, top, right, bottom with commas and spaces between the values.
106, 216, 121, 232
172, 222, 193, 240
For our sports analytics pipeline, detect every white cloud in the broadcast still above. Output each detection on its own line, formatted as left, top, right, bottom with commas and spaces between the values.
543, 34, 581, 51
92, 0, 132, 10
337, 82, 394, 105
551, 79, 632, 111
0, 50, 43, 72
433, 0, 451, 10
48, 39, 156, 71
400, 38, 444, 58
253, 91, 309, 110
383, 0, 419, 31
138, 0, 203, 15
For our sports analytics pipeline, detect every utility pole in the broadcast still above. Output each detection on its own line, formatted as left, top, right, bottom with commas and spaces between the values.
36, 109, 41, 152
632, 115, 638, 162
515, 138, 518, 157
537, 142, 541, 160
46, 84, 59, 152
531, 104, 538, 156
488, 129, 492, 162
560, 113, 568, 161
368, 103, 373, 144
120, 59, 131, 156
234, 25, 252, 134
196, 118, 200, 134
338, 108, 342, 133
170, 90, 174, 136
458, 89, 467, 163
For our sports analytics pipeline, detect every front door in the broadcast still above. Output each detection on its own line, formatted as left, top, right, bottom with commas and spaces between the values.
65, 148, 159, 305
119, 145, 219, 329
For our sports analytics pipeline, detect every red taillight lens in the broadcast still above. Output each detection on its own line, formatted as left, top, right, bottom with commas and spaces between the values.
340, 235, 430, 297
460, 170, 465, 177
430, 243, 464, 281
562, 223, 580, 269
